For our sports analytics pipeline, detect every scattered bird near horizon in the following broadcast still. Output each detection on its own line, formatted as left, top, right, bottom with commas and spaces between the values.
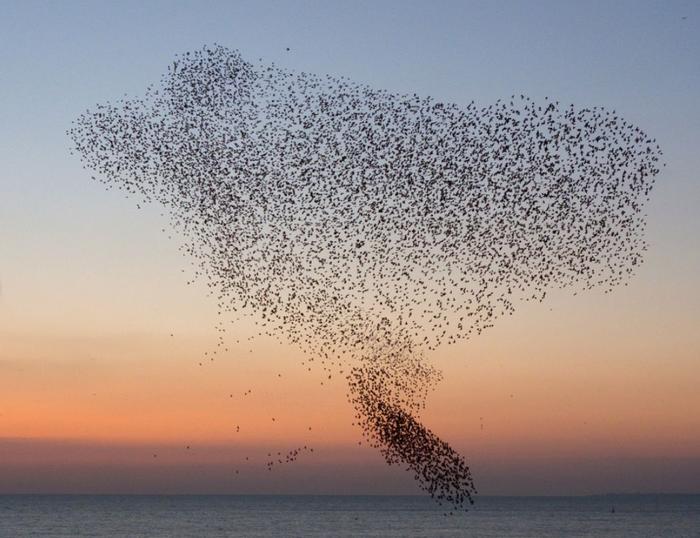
69, 44, 662, 512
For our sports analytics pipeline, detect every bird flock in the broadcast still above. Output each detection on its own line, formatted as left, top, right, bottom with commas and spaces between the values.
68, 45, 662, 512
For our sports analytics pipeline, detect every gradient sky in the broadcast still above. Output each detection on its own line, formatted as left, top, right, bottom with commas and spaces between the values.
1, 0, 699, 495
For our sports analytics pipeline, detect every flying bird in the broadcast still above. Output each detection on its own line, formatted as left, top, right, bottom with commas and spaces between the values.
68, 45, 662, 512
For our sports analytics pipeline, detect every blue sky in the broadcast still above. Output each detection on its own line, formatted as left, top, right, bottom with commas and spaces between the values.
2, 0, 698, 323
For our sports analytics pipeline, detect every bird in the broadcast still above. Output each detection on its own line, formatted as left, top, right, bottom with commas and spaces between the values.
68, 44, 663, 513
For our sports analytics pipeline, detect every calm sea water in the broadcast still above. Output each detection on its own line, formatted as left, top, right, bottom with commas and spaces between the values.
1, 494, 698, 537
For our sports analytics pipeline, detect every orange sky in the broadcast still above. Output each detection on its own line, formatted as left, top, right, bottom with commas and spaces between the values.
2, 252, 699, 493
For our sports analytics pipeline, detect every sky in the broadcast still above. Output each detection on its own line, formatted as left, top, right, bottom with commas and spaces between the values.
1, 0, 699, 495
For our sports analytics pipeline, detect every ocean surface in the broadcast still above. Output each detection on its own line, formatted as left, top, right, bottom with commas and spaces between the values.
1, 494, 699, 537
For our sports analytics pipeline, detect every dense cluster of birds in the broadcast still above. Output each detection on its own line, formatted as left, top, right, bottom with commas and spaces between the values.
68, 45, 662, 512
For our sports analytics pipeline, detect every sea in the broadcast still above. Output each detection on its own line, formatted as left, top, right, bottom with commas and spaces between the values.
1, 494, 698, 537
